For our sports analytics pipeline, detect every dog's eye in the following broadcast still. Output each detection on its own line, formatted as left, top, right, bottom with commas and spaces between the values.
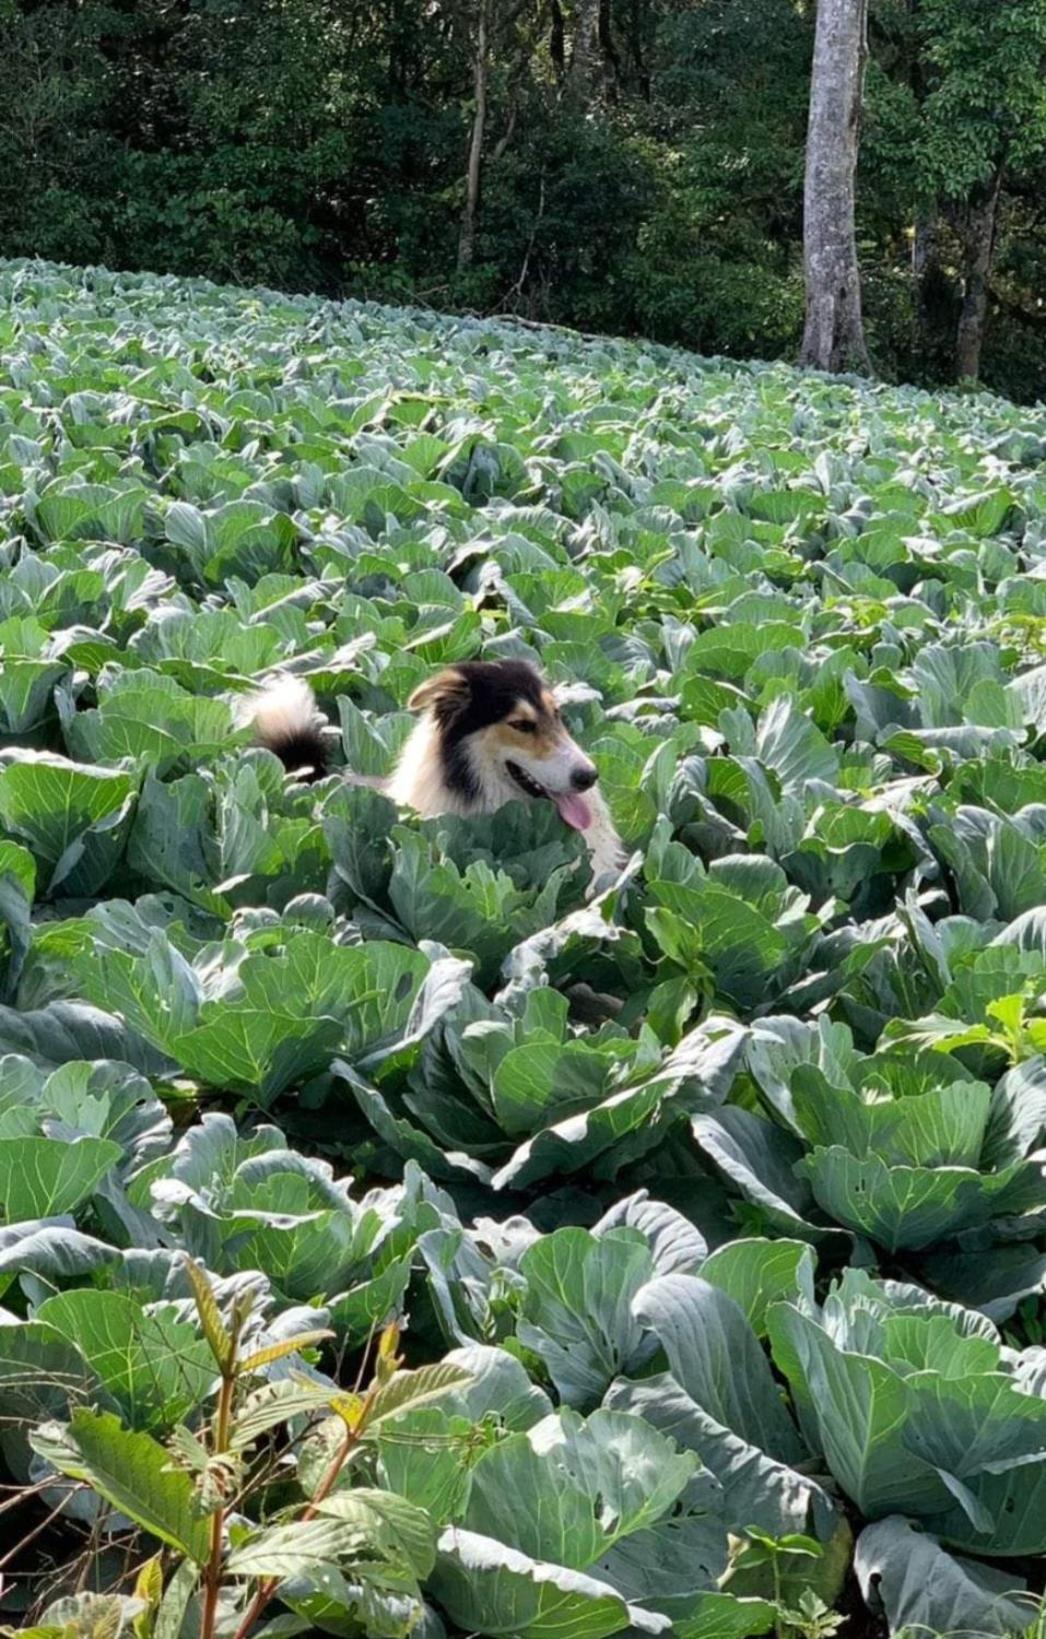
511, 720, 537, 734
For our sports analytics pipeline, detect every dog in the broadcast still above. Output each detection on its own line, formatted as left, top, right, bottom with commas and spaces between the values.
243, 660, 625, 889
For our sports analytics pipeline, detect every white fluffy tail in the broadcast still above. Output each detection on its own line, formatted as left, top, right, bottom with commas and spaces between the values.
240, 675, 329, 782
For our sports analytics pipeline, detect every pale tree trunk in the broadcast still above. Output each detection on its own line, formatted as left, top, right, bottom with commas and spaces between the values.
953, 168, 1004, 381
457, 0, 489, 271
799, 0, 872, 374
569, 0, 604, 98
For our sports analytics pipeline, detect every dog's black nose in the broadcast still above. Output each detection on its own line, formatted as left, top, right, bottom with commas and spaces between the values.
571, 765, 598, 792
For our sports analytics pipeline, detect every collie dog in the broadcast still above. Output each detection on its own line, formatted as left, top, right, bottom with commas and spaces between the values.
245, 660, 625, 890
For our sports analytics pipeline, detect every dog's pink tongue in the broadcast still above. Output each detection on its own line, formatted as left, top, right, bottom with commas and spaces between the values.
554, 791, 593, 831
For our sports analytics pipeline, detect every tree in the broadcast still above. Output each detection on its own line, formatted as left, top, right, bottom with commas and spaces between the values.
568, 0, 609, 101
918, 0, 1046, 381
948, 166, 1004, 381
799, 0, 872, 373
458, 0, 490, 269
867, 0, 1046, 384
457, 0, 537, 273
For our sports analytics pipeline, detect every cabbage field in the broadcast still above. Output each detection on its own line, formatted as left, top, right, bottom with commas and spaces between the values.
4, 260, 1046, 1639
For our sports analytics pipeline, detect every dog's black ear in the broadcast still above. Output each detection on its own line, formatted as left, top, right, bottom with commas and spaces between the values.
407, 668, 470, 719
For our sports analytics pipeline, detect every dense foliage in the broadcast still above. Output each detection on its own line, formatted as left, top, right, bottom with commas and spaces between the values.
1, 0, 1045, 401
4, 259, 1046, 1637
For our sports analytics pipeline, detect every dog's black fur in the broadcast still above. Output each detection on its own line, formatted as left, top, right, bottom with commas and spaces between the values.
264, 719, 328, 783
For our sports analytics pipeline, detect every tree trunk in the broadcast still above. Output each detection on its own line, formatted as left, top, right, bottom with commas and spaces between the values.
626, 0, 651, 99
598, 0, 620, 97
549, 0, 566, 81
954, 168, 1003, 382
568, 0, 604, 99
457, 0, 489, 272
799, 0, 872, 374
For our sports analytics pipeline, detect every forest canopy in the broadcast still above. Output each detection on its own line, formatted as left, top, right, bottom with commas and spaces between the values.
2, 0, 1044, 401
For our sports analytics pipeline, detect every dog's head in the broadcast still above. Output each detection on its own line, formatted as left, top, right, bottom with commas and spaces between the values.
407, 659, 600, 830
